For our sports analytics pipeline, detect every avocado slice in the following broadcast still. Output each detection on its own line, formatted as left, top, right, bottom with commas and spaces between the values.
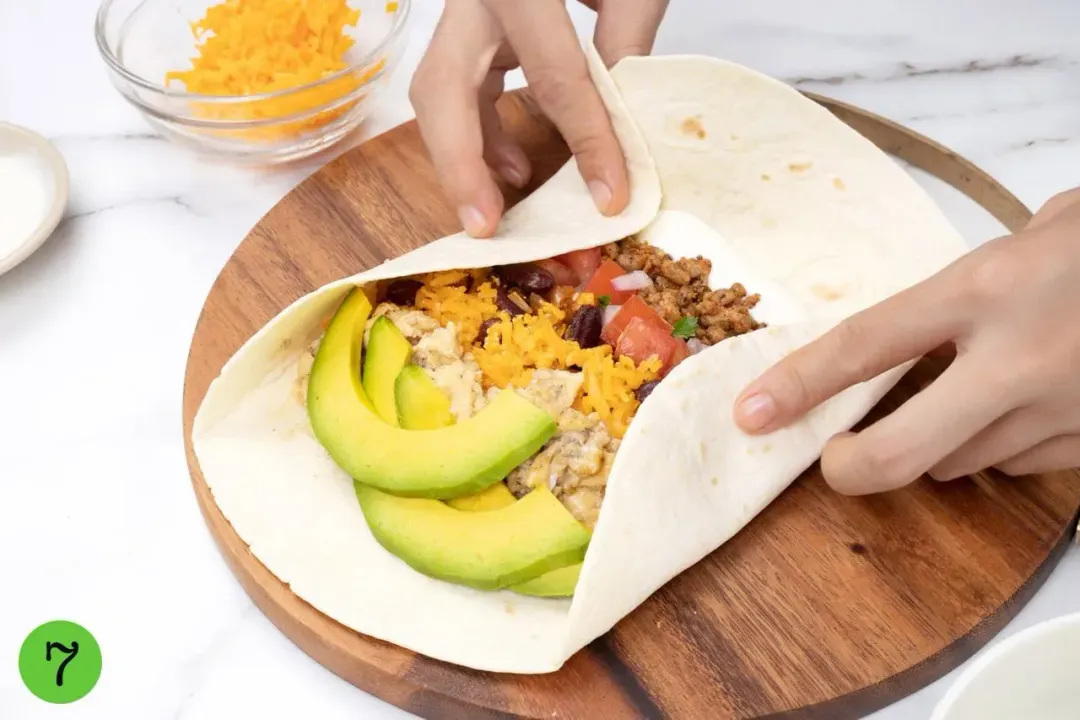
395, 365, 454, 430
308, 289, 557, 498
362, 316, 412, 426
446, 482, 516, 511
394, 366, 518, 510
355, 482, 590, 589
510, 562, 582, 597
389, 350, 586, 593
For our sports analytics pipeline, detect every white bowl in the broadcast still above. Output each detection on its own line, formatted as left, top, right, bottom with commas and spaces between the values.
0, 123, 69, 277
94, 0, 412, 164
931, 612, 1080, 720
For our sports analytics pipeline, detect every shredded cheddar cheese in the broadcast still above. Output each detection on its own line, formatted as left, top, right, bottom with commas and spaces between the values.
415, 273, 499, 349
471, 299, 659, 438
575, 292, 596, 306
473, 303, 570, 388
571, 347, 662, 438
409, 271, 660, 437
165, 0, 383, 139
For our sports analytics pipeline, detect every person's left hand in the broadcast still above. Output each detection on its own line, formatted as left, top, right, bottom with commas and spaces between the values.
409, 0, 669, 238
732, 187, 1080, 495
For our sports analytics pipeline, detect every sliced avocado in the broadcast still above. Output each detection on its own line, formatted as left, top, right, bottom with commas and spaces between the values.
355, 482, 590, 589
510, 562, 582, 598
363, 316, 413, 426
446, 482, 516, 511
308, 289, 556, 499
395, 365, 454, 430
367, 340, 588, 592
393, 367, 515, 510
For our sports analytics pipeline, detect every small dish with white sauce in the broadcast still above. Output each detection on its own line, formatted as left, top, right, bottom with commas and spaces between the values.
0, 123, 69, 277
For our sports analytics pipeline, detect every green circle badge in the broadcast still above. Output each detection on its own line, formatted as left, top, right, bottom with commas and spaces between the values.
18, 620, 102, 704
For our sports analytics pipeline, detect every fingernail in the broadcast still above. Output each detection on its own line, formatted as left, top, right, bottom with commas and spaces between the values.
498, 164, 527, 188
588, 180, 613, 214
735, 392, 776, 432
458, 205, 488, 237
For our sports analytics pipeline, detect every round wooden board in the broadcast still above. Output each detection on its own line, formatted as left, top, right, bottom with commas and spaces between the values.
182, 91, 1080, 720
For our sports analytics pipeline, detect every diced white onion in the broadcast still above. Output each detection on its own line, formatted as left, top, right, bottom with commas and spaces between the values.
610, 270, 653, 291
603, 304, 622, 327
687, 338, 707, 355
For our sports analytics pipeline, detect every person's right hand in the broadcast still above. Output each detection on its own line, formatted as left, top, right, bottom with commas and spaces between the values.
409, 0, 670, 238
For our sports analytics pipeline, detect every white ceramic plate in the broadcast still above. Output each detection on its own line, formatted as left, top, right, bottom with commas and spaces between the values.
931, 612, 1080, 720
0, 123, 70, 277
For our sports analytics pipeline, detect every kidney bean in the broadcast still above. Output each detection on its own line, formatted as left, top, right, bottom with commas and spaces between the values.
496, 286, 530, 316
475, 317, 498, 346
384, 279, 423, 306
634, 380, 661, 403
564, 305, 604, 349
494, 263, 555, 294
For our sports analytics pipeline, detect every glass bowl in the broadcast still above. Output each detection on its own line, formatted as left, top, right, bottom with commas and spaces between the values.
95, 0, 411, 165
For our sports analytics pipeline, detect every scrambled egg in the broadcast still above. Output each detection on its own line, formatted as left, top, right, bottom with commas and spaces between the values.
413, 324, 462, 368
506, 408, 619, 530
513, 370, 584, 419
365, 303, 441, 345
366, 303, 486, 420
414, 323, 486, 421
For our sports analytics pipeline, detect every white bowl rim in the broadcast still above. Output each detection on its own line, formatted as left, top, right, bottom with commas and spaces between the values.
0, 123, 70, 277
930, 611, 1080, 720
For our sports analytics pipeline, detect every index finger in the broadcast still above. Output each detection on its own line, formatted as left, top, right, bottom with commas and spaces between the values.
594, 0, 670, 66
410, 0, 505, 237
733, 268, 969, 434
484, 0, 629, 215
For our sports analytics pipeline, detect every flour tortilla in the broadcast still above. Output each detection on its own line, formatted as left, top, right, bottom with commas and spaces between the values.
192, 45, 968, 673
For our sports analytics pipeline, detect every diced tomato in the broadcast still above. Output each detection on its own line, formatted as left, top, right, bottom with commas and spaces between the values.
534, 258, 578, 287
600, 295, 669, 346
583, 259, 636, 304
667, 336, 691, 371
615, 317, 689, 377
554, 248, 602, 285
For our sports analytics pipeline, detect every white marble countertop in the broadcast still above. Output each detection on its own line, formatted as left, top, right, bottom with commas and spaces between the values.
2, 1, 1078, 718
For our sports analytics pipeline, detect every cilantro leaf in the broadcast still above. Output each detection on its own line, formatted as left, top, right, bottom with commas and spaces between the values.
672, 315, 699, 340
597, 295, 612, 308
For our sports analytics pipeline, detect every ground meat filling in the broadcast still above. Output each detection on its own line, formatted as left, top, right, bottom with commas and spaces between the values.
603, 238, 765, 345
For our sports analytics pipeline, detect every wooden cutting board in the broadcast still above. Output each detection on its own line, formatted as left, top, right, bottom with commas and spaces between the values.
181, 91, 1080, 719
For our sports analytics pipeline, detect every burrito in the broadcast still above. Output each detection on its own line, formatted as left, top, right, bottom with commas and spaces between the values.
192, 44, 968, 673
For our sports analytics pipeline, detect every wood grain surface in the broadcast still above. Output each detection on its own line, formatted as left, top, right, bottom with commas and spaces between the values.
182, 90, 1080, 719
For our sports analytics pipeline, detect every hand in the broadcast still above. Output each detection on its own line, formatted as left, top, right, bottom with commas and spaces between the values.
733, 188, 1080, 495
410, 0, 670, 238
